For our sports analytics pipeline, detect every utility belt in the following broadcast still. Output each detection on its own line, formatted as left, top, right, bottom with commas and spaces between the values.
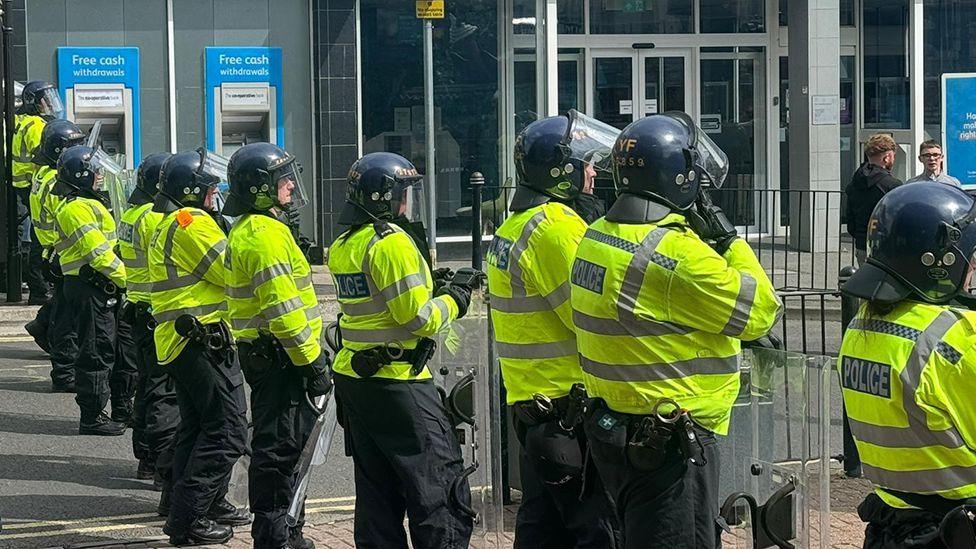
173, 314, 232, 352
132, 301, 157, 330
350, 337, 437, 378
590, 398, 708, 471
240, 333, 287, 368
79, 264, 122, 302
513, 383, 589, 431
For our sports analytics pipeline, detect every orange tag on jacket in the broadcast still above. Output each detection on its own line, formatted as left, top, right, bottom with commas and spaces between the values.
176, 210, 194, 228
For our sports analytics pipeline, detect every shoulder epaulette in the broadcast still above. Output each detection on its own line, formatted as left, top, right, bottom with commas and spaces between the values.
372, 221, 396, 239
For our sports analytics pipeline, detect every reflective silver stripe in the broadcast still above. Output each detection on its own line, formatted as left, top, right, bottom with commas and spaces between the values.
127, 281, 153, 293
721, 273, 757, 337
254, 262, 292, 287
404, 297, 450, 331
11, 173, 29, 182
278, 326, 313, 348
543, 281, 571, 309
54, 222, 100, 252
14, 121, 35, 162
226, 285, 252, 299
580, 355, 738, 382
60, 241, 112, 272
153, 301, 227, 323
125, 257, 149, 269
295, 274, 312, 288
152, 239, 225, 291
379, 272, 426, 303
508, 210, 548, 298
98, 257, 124, 279
495, 339, 577, 359
341, 325, 416, 343
847, 311, 966, 452
104, 230, 117, 242
152, 275, 198, 292
129, 207, 154, 268
261, 296, 306, 321
161, 219, 180, 280
491, 294, 550, 313
573, 310, 690, 337
341, 298, 387, 316
863, 463, 976, 494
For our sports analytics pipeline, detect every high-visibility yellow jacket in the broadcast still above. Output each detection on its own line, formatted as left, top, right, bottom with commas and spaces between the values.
839, 301, 976, 508
149, 208, 228, 364
53, 195, 125, 287
29, 165, 62, 247
226, 213, 324, 367
487, 201, 587, 404
118, 202, 164, 304
571, 213, 781, 434
12, 114, 46, 189
328, 222, 458, 381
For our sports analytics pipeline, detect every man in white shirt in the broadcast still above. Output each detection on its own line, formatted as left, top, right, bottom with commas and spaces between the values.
906, 140, 962, 186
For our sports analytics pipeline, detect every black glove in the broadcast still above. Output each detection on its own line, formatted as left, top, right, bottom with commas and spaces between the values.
432, 267, 454, 294
743, 332, 784, 351
299, 351, 333, 397
437, 283, 471, 319
689, 192, 738, 254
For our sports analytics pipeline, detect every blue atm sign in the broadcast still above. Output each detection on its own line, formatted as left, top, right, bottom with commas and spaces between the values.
942, 73, 976, 187
205, 47, 284, 150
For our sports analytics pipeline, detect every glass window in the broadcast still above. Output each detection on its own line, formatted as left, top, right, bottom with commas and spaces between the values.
700, 0, 764, 33
780, 0, 856, 26
923, 0, 976, 138
559, 0, 585, 33
863, 0, 910, 128
589, 0, 694, 34
558, 55, 583, 114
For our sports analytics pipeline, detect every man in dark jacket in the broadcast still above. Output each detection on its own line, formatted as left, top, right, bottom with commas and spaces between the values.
846, 133, 902, 265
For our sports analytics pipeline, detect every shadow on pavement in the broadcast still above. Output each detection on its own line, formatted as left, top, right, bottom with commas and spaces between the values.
0, 454, 150, 492
0, 346, 50, 361
0, 411, 79, 436
0, 377, 58, 394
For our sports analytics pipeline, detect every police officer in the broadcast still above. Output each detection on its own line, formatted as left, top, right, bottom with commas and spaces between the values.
15, 81, 64, 304
25, 119, 85, 390
571, 113, 781, 549
149, 150, 249, 546
119, 152, 179, 487
327, 152, 474, 548
222, 142, 332, 549
50, 145, 128, 435
487, 114, 619, 548
839, 183, 976, 548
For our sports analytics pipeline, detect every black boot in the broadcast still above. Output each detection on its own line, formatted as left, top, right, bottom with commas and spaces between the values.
207, 498, 252, 526
24, 319, 50, 352
136, 458, 155, 480
288, 526, 315, 549
157, 483, 171, 517
78, 412, 126, 436
111, 402, 134, 425
166, 518, 233, 546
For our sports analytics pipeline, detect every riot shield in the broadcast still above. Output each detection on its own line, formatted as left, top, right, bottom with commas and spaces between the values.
429, 279, 506, 545
718, 348, 834, 549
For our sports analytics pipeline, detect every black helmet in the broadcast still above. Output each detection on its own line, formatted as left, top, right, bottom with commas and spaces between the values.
338, 152, 423, 225
609, 112, 729, 221
20, 81, 63, 118
153, 148, 228, 213
33, 119, 85, 168
130, 152, 172, 205
224, 142, 306, 217
53, 145, 98, 200
512, 110, 618, 212
844, 183, 976, 305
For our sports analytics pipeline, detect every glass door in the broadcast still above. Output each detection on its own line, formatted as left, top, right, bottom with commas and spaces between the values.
700, 49, 768, 233
638, 51, 689, 117
588, 49, 692, 129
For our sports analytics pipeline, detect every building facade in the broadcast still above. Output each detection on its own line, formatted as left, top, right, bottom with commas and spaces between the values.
8, 0, 976, 259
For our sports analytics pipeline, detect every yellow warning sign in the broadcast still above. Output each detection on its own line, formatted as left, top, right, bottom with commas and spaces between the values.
416, 0, 445, 18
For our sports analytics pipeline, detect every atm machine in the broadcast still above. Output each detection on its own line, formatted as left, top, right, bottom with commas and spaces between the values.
212, 82, 277, 157
65, 83, 135, 169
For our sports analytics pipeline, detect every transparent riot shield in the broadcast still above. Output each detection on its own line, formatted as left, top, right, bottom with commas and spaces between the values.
429, 279, 506, 545
718, 348, 834, 549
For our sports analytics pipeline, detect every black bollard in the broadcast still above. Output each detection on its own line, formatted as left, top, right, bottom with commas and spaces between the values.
470, 172, 484, 271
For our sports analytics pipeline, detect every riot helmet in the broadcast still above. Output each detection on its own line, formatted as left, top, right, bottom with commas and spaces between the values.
511, 110, 618, 211
130, 152, 172, 205
53, 145, 125, 205
153, 148, 229, 214
338, 152, 424, 226
843, 183, 976, 305
223, 142, 308, 218
20, 81, 64, 118
33, 119, 85, 168
609, 112, 729, 220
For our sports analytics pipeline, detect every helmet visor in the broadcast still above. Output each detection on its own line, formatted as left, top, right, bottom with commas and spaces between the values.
13, 81, 24, 110
198, 148, 230, 187
563, 109, 619, 176
90, 150, 127, 223
391, 175, 426, 224
663, 111, 730, 188
38, 87, 64, 119
273, 160, 309, 212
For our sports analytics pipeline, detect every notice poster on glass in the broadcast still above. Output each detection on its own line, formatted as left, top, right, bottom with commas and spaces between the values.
942, 73, 976, 186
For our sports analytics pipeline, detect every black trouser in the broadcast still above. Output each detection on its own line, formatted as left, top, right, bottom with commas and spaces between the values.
16, 187, 47, 299
46, 280, 75, 385
111, 302, 139, 414
63, 275, 116, 420
858, 492, 946, 548
513, 415, 620, 549
240, 342, 318, 548
130, 304, 179, 474
166, 339, 248, 536
334, 373, 473, 549
582, 401, 721, 549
